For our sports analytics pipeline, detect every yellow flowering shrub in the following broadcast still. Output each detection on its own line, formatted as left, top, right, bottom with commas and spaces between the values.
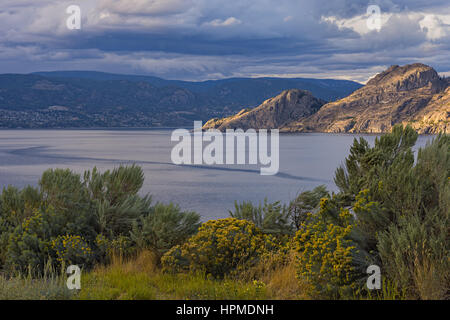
5, 209, 52, 274
161, 218, 274, 278
95, 234, 135, 262
293, 198, 357, 298
51, 234, 94, 268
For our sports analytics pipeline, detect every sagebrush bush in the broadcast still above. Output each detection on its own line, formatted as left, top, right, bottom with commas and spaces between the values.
334, 126, 449, 299
288, 185, 329, 230
229, 198, 293, 235
375, 135, 449, 299
84, 165, 152, 238
0, 165, 155, 275
377, 212, 449, 299
130, 202, 200, 259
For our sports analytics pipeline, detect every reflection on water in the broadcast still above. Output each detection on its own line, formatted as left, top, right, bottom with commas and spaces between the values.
0, 130, 433, 220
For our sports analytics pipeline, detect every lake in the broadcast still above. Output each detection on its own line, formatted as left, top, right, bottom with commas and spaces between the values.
0, 129, 434, 220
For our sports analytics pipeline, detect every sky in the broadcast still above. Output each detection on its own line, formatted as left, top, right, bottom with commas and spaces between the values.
0, 0, 449, 83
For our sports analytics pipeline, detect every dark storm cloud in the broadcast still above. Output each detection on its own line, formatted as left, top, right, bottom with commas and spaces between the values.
0, 0, 449, 82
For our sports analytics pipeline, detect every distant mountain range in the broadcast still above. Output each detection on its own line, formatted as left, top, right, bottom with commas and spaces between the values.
0, 71, 361, 128
204, 63, 449, 134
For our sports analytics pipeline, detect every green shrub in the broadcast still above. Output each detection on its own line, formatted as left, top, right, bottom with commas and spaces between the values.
84, 164, 144, 205
288, 185, 329, 230
376, 134, 449, 299
130, 203, 200, 259
39, 169, 97, 242
334, 124, 418, 203
84, 165, 150, 238
0, 165, 152, 275
378, 212, 449, 299
334, 126, 449, 299
229, 198, 292, 235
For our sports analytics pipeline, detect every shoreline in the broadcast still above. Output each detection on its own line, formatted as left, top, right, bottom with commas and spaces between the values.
0, 127, 439, 136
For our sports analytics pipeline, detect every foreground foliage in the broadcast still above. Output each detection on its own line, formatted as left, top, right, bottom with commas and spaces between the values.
0, 165, 199, 275
293, 199, 358, 298
0, 125, 448, 300
162, 218, 280, 278
333, 126, 449, 299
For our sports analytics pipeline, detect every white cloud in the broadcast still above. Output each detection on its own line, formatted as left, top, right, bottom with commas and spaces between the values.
97, 0, 192, 15
204, 17, 242, 27
0, 0, 449, 81
321, 12, 392, 35
419, 14, 450, 40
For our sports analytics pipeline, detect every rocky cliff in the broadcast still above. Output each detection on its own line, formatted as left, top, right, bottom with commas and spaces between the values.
202, 89, 325, 131
298, 63, 448, 133
407, 85, 449, 134
204, 64, 449, 134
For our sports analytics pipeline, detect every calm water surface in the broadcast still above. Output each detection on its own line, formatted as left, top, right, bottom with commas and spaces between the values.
0, 130, 433, 220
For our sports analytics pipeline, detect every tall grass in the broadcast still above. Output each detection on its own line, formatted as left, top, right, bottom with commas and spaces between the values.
364, 279, 407, 300
77, 250, 269, 300
0, 249, 422, 300
0, 273, 73, 300
412, 253, 449, 300
0, 259, 75, 300
239, 251, 310, 300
